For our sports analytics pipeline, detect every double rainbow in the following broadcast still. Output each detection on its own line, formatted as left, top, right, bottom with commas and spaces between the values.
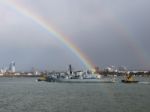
1, 0, 150, 69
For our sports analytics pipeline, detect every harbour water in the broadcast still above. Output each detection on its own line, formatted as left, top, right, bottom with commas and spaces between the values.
0, 77, 150, 112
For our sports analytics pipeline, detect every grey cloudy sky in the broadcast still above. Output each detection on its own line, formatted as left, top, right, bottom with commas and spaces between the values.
0, 0, 150, 71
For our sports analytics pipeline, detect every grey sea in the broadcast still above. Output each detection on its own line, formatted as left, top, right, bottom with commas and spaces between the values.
0, 77, 150, 112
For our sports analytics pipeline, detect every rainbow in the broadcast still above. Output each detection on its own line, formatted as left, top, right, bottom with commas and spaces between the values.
1, 0, 150, 69
108, 13, 150, 68
2, 0, 95, 69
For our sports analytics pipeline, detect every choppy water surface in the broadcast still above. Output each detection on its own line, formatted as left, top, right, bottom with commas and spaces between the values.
0, 77, 150, 112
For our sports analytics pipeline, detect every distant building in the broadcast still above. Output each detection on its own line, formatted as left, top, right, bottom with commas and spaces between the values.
34, 71, 40, 76
0, 73, 3, 76
104, 65, 118, 72
9, 61, 16, 73
1, 68, 5, 74
118, 66, 127, 72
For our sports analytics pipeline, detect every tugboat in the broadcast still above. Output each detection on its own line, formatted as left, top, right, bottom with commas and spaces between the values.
37, 76, 47, 81
122, 74, 139, 83
37, 75, 57, 82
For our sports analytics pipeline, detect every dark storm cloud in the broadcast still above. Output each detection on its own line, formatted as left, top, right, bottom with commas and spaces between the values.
0, 0, 150, 70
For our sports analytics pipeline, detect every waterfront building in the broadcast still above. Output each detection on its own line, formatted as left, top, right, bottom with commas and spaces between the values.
9, 61, 16, 73
105, 66, 117, 72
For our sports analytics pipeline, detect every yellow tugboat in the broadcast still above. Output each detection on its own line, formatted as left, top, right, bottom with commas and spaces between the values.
122, 73, 138, 83
37, 75, 57, 82
37, 76, 47, 81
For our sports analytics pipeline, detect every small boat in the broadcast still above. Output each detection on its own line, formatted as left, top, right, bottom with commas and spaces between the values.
37, 76, 57, 82
37, 77, 47, 81
121, 74, 139, 83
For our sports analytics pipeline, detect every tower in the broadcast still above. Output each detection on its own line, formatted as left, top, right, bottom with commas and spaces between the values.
9, 61, 15, 73
68, 64, 73, 75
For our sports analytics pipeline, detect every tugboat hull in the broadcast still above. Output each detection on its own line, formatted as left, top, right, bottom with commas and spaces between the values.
121, 80, 139, 83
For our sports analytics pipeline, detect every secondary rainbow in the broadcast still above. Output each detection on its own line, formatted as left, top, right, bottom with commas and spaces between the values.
2, 0, 95, 69
109, 13, 150, 68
